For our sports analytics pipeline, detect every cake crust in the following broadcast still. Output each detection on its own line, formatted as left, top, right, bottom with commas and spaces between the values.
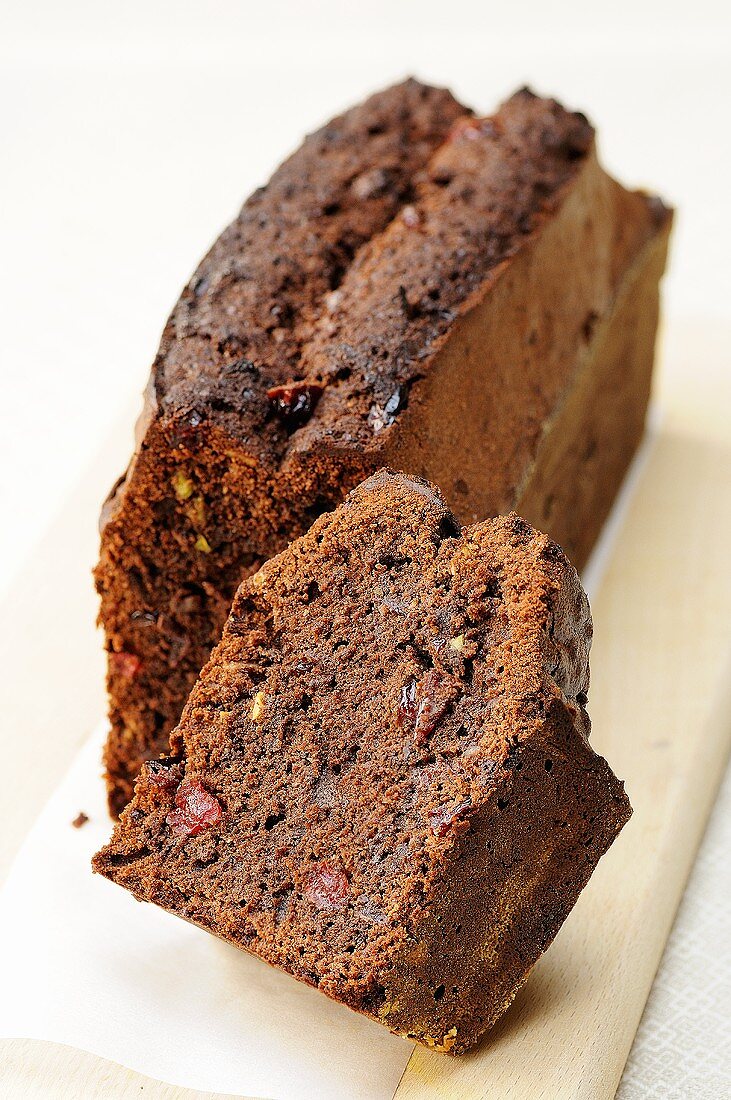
94, 470, 631, 1053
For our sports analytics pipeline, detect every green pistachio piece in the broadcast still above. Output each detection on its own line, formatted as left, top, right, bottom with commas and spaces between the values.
172, 471, 194, 501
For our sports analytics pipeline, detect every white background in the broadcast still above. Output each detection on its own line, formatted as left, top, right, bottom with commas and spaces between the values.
1, 2, 730, 1095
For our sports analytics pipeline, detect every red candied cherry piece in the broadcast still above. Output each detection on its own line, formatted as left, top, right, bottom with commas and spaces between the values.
303, 861, 350, 911
267, 381, 325, 428
166, 779, 222, 838
110, 651, 142, 680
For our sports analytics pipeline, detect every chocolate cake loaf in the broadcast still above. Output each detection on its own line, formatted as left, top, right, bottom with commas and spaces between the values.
94, 470, 632, 1053
96, 78, 672, 814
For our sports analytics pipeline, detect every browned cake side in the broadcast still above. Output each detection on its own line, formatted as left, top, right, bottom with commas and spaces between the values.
96, 79, 671, 813
93, 470, 631, 1053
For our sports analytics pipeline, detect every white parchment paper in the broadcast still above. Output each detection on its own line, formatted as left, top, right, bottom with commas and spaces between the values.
0, 722, 414, 1098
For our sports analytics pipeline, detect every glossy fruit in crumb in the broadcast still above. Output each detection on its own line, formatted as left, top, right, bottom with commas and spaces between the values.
398, 669, 452, 744
110, 651, 142, 680
303, 861, 350, 911
267, 381, 325, 428
167, 779, 222, 838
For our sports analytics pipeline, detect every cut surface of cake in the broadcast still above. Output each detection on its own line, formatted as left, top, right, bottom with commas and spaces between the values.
94, 470, 632, 1053
96, 77, 672, 813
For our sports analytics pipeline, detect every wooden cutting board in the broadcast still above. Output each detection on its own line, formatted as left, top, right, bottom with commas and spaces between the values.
1, 317, 729, 1099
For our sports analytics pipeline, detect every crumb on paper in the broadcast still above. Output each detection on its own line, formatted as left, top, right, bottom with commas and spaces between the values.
72, 812, 89, 829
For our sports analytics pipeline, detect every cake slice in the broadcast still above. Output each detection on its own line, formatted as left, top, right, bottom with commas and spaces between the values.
94, 470, 631, 1054
96, 78, 671, 813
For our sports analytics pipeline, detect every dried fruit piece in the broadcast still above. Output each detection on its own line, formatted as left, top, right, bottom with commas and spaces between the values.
171, 471, 194, 501
146, 759, 179, 792
414, 676, 452, 742
397, 670, 454, 744
429, 799, 471, 837
267, 381, 325, 428
110, 651, 142, 680
398, 679, 419, 727
194, 534, 212, 554
303, 861, 350, 911
166, 779, 222, 838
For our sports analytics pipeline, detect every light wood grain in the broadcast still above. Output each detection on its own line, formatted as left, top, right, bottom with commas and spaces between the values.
1, 319, 729, 1098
